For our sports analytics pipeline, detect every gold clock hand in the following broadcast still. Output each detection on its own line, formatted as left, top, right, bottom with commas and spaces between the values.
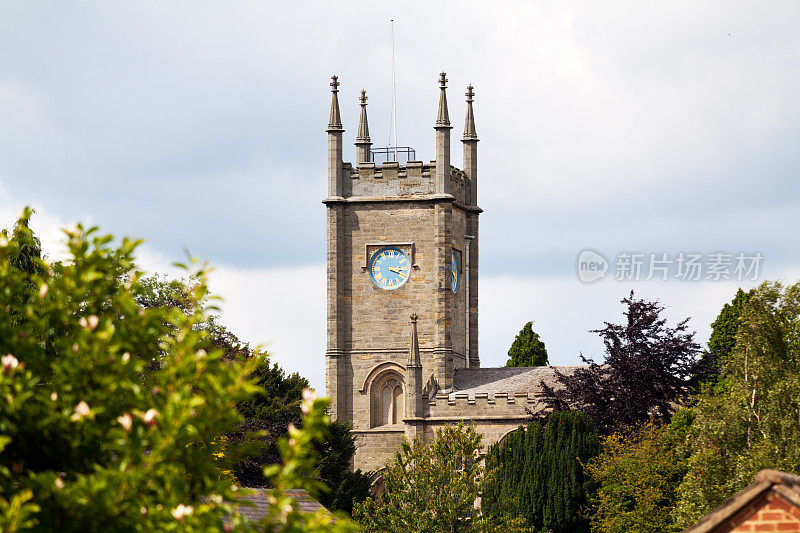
388, 267, 401, 274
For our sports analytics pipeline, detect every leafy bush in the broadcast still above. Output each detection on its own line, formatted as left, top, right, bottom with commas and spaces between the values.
0, 210, 357, 532
354, 424, 512, 532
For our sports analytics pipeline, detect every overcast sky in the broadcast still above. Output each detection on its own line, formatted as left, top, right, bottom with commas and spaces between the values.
2, 1, 799, 391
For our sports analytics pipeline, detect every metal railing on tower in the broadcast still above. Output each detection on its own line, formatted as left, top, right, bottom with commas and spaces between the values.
370, 146, 416, 165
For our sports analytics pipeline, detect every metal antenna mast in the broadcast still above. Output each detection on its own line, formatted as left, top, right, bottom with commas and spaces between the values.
390, 19, 398, 160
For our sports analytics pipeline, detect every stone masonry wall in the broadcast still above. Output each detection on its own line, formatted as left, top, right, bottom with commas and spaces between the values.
353, 392, 542, 471
342, 162, 468, 205
327, 159, 478, 473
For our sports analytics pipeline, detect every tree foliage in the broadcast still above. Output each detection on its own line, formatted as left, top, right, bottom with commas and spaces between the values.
482, 411, 599, 532
232, 359, 309, 486
0, 212, 357, 531
587, 411, 693, 533
542, 292, 701, 435
133, 275, 371, 513
675, 281, 800, 527
311, 421, 372, 517
506, 321, 549, 367
354, 424, 512, 532
694, 289, 754, 385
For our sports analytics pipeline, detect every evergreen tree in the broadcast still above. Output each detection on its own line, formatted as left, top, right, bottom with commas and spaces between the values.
312, 421, 372, 516
483, 411, 600, 532
506, 321, 549, 367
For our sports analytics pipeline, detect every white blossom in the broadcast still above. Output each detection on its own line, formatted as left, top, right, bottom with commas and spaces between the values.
142, 408, 159, 426
117, 413, 133, 432
171, 504, 194, 521
71, 401, 91, 421
2, 354, 19, 375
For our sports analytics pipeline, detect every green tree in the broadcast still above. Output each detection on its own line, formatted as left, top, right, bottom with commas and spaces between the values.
694, 289, 754, 384
708, 289, 754, 357
260, 390, 359, 532
482, 411, 600, 532
134, 274, 371, 513
312, 421, 372, 516
506, 321, 549, 367
354, 424, 514, 532
587, 411, 693, 533
675, 281, 800, 527
231, 358, 310, 486
0, 212, 357, 532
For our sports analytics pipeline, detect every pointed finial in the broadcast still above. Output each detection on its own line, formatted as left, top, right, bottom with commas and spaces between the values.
327, 74, 343, 132
356, 89, 371, 146
408, 314, 421, 367
436, 72, 451, 127
462, 84, 478, 141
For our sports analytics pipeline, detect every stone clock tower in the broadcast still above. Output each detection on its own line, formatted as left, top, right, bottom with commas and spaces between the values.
324, 73, 481, 467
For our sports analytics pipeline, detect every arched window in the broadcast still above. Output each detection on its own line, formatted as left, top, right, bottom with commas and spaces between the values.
370, 372, 404, 427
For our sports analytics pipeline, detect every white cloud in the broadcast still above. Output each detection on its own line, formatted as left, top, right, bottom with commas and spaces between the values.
2, 1, 800, 393
208, 264, 326, 391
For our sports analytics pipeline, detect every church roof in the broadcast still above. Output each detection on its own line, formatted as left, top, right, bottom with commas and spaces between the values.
450, 366, 585, 399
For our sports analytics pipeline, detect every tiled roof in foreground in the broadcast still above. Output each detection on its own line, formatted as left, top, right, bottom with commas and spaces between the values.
450, 366, 587, 399
232, 488, 329, 523
684, 470, 800, 532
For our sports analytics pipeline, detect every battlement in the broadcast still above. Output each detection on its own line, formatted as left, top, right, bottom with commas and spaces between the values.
422, 390, 547, 420
339, 161, 469, 204
434, 390, 538, 405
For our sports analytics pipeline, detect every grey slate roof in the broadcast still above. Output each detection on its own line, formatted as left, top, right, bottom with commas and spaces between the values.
232, 488, 329, 524
450, 366, 585, 399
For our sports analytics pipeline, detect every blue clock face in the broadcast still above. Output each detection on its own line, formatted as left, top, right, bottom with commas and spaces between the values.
370, 247, 411, 290
451, 249, 460, 293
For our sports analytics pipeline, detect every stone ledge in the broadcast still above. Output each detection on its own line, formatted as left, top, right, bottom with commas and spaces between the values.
352, 427, 406, 434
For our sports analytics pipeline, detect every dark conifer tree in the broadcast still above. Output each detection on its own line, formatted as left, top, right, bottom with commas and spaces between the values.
483, 411, 599, 532
506, 321, 549, 367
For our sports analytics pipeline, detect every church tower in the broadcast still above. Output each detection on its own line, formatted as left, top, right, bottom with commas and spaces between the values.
324, 73, 481, 468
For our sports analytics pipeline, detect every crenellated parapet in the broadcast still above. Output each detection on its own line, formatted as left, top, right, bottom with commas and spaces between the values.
425, 390, 547, 420
337, 162, 472, 205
